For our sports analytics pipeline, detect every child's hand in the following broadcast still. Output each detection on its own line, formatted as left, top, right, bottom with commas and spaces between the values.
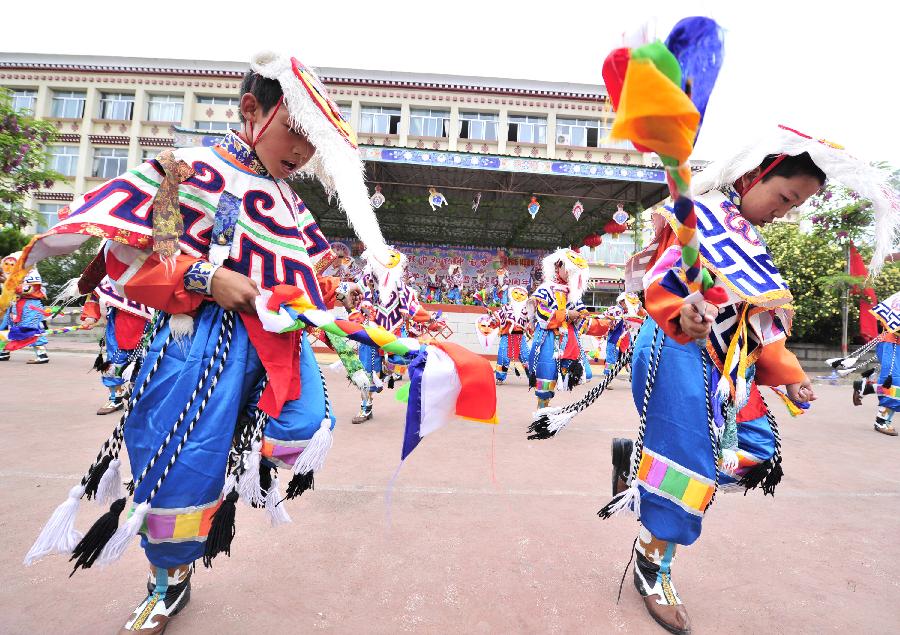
566, 309, 583, 321
81, 317, 97, 327
678, 302, 717, 340
338, 282, 363, 311
786, 376, 816, 403
210, 268, 259, 313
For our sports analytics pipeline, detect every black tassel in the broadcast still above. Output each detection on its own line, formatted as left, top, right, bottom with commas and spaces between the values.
285, 471, 315, 500
861, 367, 876, 379
68, 497, 126, 576
125, 480, 135, 495
566, 361, 583, 390
760, 460, 783, 496
83, 455, 113, 501
597, 491, 627, 519
513, 366, 521, 377
528, 371, 537, 390
388, 375, 395, 389
526, 415, 553, 441
203, 490, 239, 568
92, 350, 111, 373
251, 466, 273, 509
884, 375, 893, 389
738, 459, 773, 495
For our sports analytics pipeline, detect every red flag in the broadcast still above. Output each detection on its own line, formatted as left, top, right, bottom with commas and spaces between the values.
849, 243, 878, 342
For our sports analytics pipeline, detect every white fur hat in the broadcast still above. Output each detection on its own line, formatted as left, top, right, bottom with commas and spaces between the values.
250, 51, 388, 260
693, 124, 899, 273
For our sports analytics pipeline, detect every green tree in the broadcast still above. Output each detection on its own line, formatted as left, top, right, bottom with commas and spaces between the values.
0, 88, 62, 228
761, 222, 846, 343
37, 237, 101, 301
0, 226, 29, 256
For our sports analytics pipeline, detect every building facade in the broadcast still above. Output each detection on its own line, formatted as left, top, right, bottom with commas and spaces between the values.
1, 52, 671, 306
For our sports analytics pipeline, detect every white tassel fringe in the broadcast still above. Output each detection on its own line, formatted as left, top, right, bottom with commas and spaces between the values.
95, 458, 124, 506
291, 418, 333, 475
23, 485, 85, 565
265, 475, 292, 527
237, 441, 264, 507
97, 501, 150, 565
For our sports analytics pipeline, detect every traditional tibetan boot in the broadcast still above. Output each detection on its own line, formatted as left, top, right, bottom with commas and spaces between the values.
611, 438, 633, 496
27, 345, 49, 364
119, 564, 192, 634
633, 527, 691, 635
874, 408, 898, 436
352, 402, 373, 424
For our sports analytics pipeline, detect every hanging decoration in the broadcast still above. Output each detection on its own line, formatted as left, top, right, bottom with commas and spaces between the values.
572, 200, 584, 221
612, 203, 629, 225
428, 187, 448, 211
583, 233, 603, 248
472, 192, 482, 212
369, 184, 385, 209
603, 218, 628, 237
527, 196, 540, 220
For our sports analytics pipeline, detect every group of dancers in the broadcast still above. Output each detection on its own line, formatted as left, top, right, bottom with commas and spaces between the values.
2, 34, 899, 635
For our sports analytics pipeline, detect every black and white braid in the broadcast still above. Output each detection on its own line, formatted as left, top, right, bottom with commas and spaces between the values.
80, 314, 172, 494
135, 311, 234, 503
527, 336, 636, 440
134, 311, 234, 500
701, 350, 720, 510
597, 326, 663, 519
628, 326, 664, 480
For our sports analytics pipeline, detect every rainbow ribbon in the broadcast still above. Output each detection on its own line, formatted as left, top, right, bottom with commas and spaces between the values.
769, 386, 810, 417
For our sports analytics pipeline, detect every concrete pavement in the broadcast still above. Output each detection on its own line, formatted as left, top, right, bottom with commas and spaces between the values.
0, 351, 897, 634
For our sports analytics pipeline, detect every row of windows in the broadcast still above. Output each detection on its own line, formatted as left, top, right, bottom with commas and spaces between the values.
47, 145, 169, 178
6, 89, 239, 123
354, 105, 624, 147
9, 87, 629, 148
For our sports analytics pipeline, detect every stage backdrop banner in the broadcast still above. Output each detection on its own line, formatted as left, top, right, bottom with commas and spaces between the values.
392, 243, 544, 288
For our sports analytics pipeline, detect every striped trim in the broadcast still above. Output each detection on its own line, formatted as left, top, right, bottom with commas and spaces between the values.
261, 435, 310, 470
878, 384, 900, 398
129, 169, 218, 213
236, 219, 308, 255
135, 498, 222, 544
637, 449, 715, 515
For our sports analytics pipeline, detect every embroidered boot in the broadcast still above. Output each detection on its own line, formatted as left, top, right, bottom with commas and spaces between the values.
119, 563, 192, 634
874, 408, 898, 436
611, 438, 633, 496
352, 401, 373, 424
98, 386, 128, 415
633, 527, 691, 635
27, 345, 49, 364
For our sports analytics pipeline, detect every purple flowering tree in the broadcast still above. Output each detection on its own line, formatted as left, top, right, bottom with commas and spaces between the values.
0, 88, 61, 227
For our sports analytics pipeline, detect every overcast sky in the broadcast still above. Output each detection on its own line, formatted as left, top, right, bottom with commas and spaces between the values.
6, 0, 897, 167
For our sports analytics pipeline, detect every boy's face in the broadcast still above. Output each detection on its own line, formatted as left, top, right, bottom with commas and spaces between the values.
240, 93, 316, 179
738, 172, 821, 226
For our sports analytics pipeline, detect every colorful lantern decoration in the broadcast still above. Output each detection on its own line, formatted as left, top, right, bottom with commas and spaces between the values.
572, 200, 584, 221
603, 219, 628, 238
583, 233, 603, 248
612, 202, 629, 225
428, 186, 448, 211
527, 196, 540, 220
472, 192, 482, 212
370, 184, 385, 209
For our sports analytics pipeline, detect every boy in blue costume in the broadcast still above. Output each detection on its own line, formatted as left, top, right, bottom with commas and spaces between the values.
10, 51, 383, 634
